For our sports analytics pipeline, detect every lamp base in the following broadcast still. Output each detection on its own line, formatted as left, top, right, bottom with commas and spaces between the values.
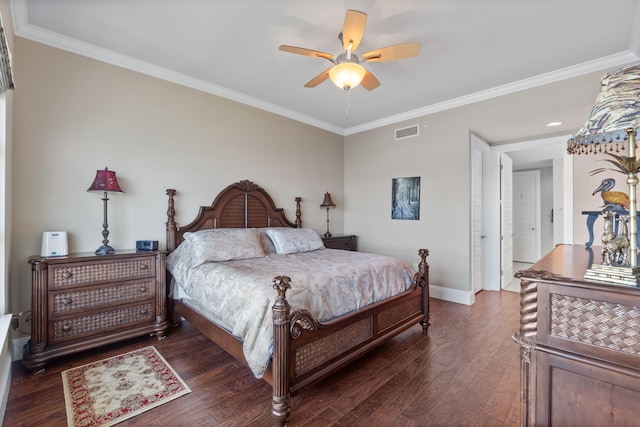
585, 263, 640, 287
324, 231, 332, 238
95, 244, 116, 256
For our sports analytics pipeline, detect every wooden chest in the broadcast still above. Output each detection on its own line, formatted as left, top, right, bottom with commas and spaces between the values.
23, 250, 168, 371
514, 244, 640, 426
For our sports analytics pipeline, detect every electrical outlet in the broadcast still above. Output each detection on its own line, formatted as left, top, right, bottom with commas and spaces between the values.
11, 315, 19, 330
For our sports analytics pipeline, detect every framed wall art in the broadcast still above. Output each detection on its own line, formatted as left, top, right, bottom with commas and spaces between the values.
391, 177, 420, 220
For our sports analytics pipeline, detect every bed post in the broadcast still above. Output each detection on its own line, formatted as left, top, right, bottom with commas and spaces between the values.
166, 189, 177, 252
165, 189, 179, 326
272, 276, 292, 426
418, 248, 430, 333
295, 197, 302, 228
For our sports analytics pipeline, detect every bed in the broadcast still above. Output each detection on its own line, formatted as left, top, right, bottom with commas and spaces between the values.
165, 180, 430, 426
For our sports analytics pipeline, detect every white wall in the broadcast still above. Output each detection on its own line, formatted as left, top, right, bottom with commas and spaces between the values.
8, 29, 619, 317
9, 37, 344, 316
343, 75, 603, 295
344, 113, 471, 291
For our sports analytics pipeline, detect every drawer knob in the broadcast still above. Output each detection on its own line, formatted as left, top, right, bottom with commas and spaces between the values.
61, 325, 71, 332
62, 271, 73, 279
139, 286, 147, 293
139, 265, 148, 270
140, 309, 148, 315
61, 298, 72, 305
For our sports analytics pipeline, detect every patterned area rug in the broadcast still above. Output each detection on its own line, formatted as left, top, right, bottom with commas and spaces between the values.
62, 346, 191, 427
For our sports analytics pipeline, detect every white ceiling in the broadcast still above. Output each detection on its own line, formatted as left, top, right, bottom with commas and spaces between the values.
508, 143, 565, 171
11, 0, 640, 139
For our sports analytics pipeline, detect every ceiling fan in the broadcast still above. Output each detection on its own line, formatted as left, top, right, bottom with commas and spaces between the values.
279, 9, 419, 91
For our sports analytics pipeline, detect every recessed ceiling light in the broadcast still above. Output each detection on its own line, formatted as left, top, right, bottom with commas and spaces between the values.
546, 121, 562, 127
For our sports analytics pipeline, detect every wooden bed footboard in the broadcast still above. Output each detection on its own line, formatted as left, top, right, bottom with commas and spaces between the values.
271, 249, 430, 426
165, 182, 430, 427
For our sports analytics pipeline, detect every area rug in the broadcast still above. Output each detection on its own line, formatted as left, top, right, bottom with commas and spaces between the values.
61, 346, 191, 427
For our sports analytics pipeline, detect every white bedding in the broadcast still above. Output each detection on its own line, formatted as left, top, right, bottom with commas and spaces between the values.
168, 244, 415, 378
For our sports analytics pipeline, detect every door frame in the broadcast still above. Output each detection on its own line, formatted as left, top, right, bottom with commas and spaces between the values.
501, 152, 514, 289
483, 135, 573, 291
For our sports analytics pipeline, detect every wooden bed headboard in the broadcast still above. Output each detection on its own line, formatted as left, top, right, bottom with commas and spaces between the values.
166, 180, 301, 252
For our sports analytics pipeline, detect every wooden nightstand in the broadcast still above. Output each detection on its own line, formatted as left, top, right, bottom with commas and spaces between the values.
23, 250, 168, 371
322, 235, 357, 251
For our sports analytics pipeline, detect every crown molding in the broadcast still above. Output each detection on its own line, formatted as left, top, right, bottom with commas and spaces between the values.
10, 0, 344, 135
11, 0, 640, 138
344, 51, 640, 136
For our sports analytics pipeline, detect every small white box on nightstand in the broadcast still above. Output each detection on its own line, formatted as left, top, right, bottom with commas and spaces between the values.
41, 231, 68, 257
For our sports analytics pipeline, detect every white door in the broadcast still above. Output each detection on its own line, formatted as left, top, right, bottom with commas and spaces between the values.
501, 153, 514, 289
513, 171, 540, 263
471, 140, 487, 294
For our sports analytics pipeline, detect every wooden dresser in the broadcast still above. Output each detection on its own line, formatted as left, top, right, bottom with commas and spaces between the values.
23, 250, 168, 371
514, 244, 640, 426
322, 234, 357, 251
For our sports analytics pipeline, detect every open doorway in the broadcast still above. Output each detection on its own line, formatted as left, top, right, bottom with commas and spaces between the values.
477, 135, 573, 292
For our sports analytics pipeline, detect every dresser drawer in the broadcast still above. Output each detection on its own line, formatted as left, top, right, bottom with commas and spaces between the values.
50, 302, 155, 343
49, 256, 155, 289
49, 279, 155, 315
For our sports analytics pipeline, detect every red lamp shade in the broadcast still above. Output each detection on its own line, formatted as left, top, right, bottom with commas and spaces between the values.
87, 167, 124, 193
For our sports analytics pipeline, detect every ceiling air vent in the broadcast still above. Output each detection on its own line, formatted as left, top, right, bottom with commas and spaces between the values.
395, 124, 419, 141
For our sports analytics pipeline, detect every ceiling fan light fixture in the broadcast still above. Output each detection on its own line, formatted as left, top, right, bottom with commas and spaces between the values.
280, 10, 418, 92
329, 62, 366, 90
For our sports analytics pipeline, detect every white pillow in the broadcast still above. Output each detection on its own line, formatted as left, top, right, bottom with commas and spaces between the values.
258, 227, 279, 255
264, 228, 324, 255
184, 228, 265, 266
167, 239, 193, 283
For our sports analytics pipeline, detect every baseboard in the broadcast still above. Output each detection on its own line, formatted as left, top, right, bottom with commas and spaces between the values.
11, 336, 29, 361
429, 284, 474, 305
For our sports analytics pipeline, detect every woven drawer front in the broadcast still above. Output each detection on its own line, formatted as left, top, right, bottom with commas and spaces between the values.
51, 258, 154, 288
51, 280, 155, 314
551, 293, 640, 356
51, 303, 154, 342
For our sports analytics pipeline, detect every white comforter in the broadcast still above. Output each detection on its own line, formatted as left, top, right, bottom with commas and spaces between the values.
168, 248, 415, 378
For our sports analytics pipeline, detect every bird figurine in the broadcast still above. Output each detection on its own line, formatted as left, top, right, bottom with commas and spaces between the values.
593, 178, 630, 211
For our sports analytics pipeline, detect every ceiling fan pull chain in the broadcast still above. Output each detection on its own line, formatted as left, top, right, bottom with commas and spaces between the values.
345, 90, 351, 118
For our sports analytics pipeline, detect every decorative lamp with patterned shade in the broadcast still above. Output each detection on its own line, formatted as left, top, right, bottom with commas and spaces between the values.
567, 64, 640, 285
87, 167, 124, 255
320, 192, 336, 238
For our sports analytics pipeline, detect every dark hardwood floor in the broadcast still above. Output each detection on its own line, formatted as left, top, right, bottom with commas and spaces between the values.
4, 290, 521, 426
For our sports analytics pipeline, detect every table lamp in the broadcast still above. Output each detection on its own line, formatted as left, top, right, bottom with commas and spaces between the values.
321, 192, 336, 238
87, 167, 124, 255
567, 64, 640, 285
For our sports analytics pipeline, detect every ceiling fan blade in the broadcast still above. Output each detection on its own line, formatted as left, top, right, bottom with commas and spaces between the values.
360, 70, 380, 91
304, 68, 332, 88
279, 45, 334, 61
342, 9, 367, 52
362, 42, 420, 62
